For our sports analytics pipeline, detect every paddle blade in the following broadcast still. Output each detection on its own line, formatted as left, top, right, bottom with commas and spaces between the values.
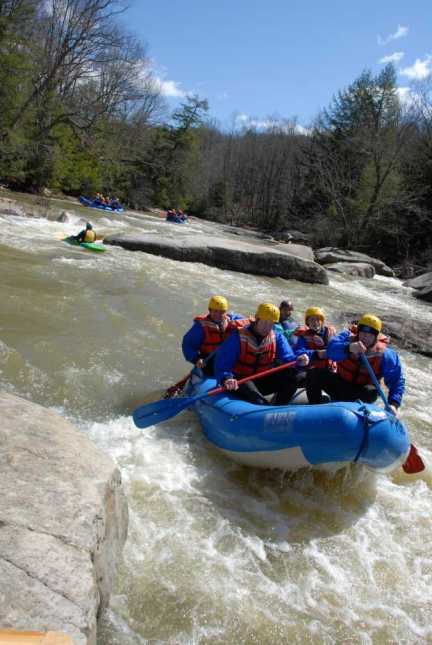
402, 444, 426, 474
132, 396, 193, 429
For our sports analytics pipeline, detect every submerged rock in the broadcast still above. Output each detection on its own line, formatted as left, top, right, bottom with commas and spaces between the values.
104, 233, 328, 285
0, 391, 129, 645
315, 247, 394, 277
56, 210, 70, 223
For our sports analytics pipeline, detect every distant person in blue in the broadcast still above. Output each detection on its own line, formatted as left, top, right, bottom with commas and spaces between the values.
177, 209, 188, 222
166, 208, 178, 222
306, 313, 404, 415
182, 296, 246, 377
109, 196, 121, 210
215, 303, 309, 405
274, 300, 298, 342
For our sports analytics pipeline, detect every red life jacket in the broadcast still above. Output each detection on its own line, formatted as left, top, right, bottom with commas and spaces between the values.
337, 332, 389, 385
194, 315, 251, 357
293, 325, 336, 370
233, 326, 277, 378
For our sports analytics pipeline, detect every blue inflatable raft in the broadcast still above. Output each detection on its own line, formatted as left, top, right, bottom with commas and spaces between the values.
188, 375, 410, 473
79, 195, 124, 213
166, 214, 188, 224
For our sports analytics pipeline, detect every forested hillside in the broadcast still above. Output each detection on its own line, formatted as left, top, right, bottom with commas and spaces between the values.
1, 0, 432, 268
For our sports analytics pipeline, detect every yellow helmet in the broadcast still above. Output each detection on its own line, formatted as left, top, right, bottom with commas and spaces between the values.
208, 295, 228, 312
256, 303, 280, 323
358, 313, 382, 334
305, 307, 325, 323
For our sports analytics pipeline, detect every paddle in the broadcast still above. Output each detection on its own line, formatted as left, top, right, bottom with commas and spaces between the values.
164, 350, 219, 399
164, 372, 191, 399
360, 353, 425, 474
133, 360, 296, 429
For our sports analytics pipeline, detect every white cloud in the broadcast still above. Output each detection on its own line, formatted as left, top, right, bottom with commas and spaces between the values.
153, 77, 186, 98
377, 25, 408, 46
234, 113, 309, 135
379, 52, 404, 64
396, 87, 412, 105
400, 56, 432, 80
217, 91, 229, 101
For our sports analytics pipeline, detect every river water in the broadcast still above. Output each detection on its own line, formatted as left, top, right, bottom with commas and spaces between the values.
1, 201, 432, 644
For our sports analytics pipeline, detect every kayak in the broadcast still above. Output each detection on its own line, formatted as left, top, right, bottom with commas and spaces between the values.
187, 374, 410, 473
63, 236, 106, 253
79, 195, 124, 213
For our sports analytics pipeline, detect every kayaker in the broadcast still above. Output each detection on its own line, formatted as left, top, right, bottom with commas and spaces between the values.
215, 303, 309, 405
306, 313, 404, 415
274, 300, 298, 342
182, 296, 247, 376
291, 307, 336, 369
75, 222, 97, 243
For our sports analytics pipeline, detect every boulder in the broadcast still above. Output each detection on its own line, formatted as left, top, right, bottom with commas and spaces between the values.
326, 262, 375, 278
0, 205, 26, 217
274, 229, 313, 244
339, 313, 432, 358
56, 211, 70, 223
414, 286, 432, 303
0, 391, 128, 645
269, 242, 314, 261
222, 225, 274, 241
103, 233, 328, 285
315, 247, 394, 277
403, 271, 432, 290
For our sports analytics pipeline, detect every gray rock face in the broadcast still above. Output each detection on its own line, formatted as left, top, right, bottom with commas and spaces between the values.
0, 392, 128, 645
56, 211, 70, 223
273, 229, 313, 244
315, 247, 394, 277
414, 286, 432, 303
222, 225, 274, 241
403, 271, 432, 290
326, 262, 376, 278
339, 313, 432, 358
104, 233, 328, 285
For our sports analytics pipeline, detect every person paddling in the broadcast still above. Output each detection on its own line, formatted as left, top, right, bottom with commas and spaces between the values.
215, 303, 309, 405
182, 296, 246, 376
306, 314, 404, 415
74, 222, 96, 244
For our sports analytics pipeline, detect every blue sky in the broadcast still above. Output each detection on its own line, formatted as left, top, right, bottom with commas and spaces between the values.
123, 0, 431, 129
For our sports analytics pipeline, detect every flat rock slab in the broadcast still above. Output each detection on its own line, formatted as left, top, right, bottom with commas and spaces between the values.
326, 262, 376, 278
315, 247, 394, 277
0, 392, 129, 645
104, 233, 328, 285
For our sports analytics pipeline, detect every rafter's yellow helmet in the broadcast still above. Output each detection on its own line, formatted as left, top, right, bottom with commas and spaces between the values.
256, 303, 280, 323
305, 307, 325, 323
358, 313, 382, 334
208, 295, 228, 311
